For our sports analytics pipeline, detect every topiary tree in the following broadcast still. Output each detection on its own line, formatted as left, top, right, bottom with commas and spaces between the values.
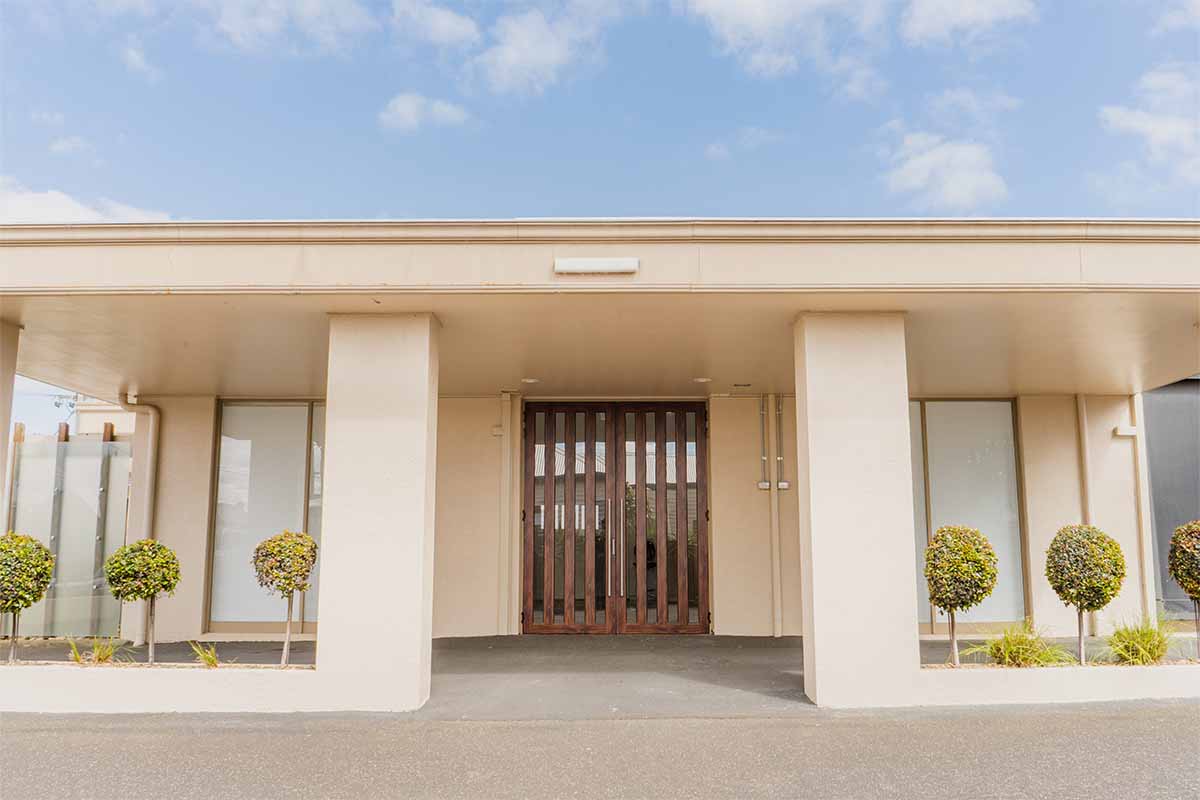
924, 525, 998, 667
104, 539, 180, 664
0, 531, 55, 664
1045, 524, 1125, 665
253, 530, 317, 666
1167, 520, 1200, 658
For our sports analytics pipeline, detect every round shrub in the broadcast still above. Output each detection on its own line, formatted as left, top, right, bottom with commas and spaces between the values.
253, 530, 318, 597
924, 525, 999, 613
1044, 524, 1125, 612
1167, 520, 1200, 602
0, 531, 55, 615
104, 539, 180, 602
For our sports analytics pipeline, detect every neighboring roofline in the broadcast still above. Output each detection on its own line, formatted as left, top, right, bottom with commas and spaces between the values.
3, 217, 1200, 246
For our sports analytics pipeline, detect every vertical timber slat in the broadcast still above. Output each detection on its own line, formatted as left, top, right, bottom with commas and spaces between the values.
655, 409, 667, 623
613, 408, 625, 633
675, 408, 688, 625
563, 411, 575, 625
584, 412, 596, 626
635, 412, 647, 625
522, 406, 535, 631
543, 410, 556, 624
696, 408, 711, 630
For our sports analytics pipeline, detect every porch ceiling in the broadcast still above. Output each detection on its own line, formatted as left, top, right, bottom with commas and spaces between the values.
2, 290, 1198, 401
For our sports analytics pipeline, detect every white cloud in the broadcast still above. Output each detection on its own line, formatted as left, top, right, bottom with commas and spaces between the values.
925, 87, 1020, 141
883, 129, 1007, 211
680, 0, 888, 98
49, 136, 91, 155
738, 126, 783, 149
378, 92, 469, 132
704, 141, 731, 160
30, 110, 65, 126
928, 87, 1019, 120
0, 176, 170, 223
1155, 0, 1200, 33
198, 0, 379, 52
121, 34, 163, 81
901, 0, 1036, 45
1099, 63, 1200, 185
92, 0, 158, 14
1087, 160, 1166, 211
392, 0, 479, 47
705, 126, 784, 160
473, 1, 627, 95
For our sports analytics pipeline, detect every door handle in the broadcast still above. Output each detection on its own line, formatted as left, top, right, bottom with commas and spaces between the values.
617, 493, 625, 597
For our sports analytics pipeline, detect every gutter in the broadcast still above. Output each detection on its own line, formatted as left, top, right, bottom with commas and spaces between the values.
119, 394, 161, 542
117, 394, 160, 646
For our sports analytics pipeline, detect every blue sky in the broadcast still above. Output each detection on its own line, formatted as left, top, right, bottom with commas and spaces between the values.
1, 0, 1198, 220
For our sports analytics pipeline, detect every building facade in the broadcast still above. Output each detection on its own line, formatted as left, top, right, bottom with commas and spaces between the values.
2, 218, 1199, 711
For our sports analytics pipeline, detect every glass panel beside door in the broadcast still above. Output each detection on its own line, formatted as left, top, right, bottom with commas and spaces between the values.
209, 400, 325, 633
523, 402, 708, 635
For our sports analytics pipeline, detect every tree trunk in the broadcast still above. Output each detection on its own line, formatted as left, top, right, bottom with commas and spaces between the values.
8, 612, 18, 664
1077, 607, 1086, 665
282, 592, 293, 667
147, 595, 156, 665
1194, 600, 1199, 661
949, 611, 959, 667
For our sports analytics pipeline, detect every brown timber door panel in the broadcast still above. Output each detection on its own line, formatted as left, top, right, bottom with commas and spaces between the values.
523, 403, 709, 634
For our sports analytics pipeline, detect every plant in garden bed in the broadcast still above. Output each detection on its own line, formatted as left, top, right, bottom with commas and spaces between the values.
0, 531, 55, 664
962, 619, 1073, 667
1106, 619, 1170, 665
1167, 520, 1200, 659
189, 641, 219, 668
252, 530, 317, 666
104, 539, 180, 665
68, 637, 127, 665
925, 525, 998, 667
1045, 524, 1125, 665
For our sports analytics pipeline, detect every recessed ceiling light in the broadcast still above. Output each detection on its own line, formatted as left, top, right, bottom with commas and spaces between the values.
693, 377, 713, 384
521, 377, 540, 384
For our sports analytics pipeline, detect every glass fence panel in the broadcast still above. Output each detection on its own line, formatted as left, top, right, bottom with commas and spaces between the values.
3, 438, 129, 638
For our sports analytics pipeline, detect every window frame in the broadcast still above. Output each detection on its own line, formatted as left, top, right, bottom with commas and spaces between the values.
910, 397, 1033, 635
204, 398, 325, 635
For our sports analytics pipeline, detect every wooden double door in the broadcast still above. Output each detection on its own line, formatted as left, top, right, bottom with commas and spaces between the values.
522, 402, 709, 634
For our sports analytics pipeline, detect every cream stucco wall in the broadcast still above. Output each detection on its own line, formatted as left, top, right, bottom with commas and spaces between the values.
1082, 395, 1148, 633
133, 396, 217, 644
1017, 396, 1085, 636
1016, 394, 1153, 637
432, 397, 505, 637
708, 397, 772, 636
708, 396, 802, 637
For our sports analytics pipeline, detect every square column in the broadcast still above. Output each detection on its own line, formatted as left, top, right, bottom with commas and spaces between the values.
317, 314, 440, 711
793, 314, 920, 707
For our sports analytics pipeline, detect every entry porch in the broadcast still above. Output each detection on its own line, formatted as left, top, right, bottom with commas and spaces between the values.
3, 219, 1200, 712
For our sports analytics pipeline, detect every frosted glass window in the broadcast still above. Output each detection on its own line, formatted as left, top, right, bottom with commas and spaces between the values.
303, 404, 325, 622
923, 401, 1025, 623
210, 404, 309, 623
910, 403, 931, 623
